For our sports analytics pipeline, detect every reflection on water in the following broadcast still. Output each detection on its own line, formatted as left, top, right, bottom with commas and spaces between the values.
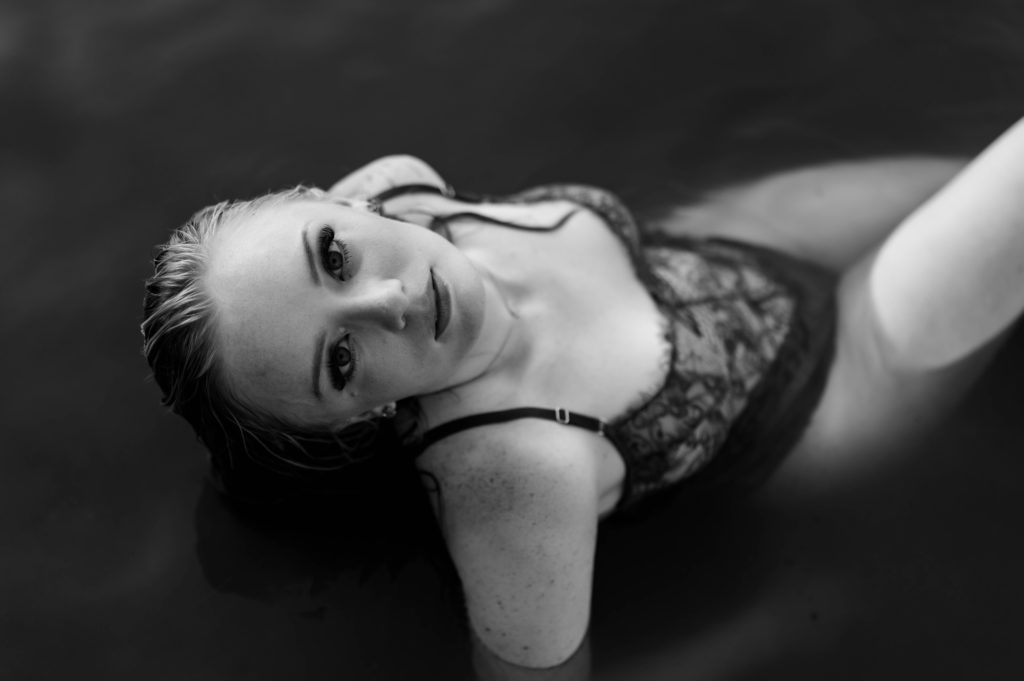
6, 0, 1024, 678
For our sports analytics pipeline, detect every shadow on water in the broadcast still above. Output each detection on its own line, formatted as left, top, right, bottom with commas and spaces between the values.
6, 0, 1024, 678
192, 480, 475, 679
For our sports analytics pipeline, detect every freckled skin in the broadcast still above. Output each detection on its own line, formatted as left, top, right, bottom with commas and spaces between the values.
418, 420, 599, 667
203, 199, 513, 428
324, 150, 1023, 670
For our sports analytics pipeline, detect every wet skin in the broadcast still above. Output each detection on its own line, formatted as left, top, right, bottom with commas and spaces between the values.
204, 199, 517, 429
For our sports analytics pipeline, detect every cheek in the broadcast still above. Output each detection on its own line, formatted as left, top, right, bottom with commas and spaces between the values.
217, 316, 314, 414
452, 263, 487, 344
354, 334, 430, 398
228, 353, 302, 412
373, 219, 430, 261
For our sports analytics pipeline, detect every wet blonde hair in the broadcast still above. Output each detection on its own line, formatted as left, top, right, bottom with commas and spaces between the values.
142, 187, 388, 496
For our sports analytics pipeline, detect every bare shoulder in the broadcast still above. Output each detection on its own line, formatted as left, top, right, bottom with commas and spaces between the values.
416, 421, 601, 667
417, 420, 602, 529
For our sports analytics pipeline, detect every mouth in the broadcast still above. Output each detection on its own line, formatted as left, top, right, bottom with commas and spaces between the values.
431, 269, 451, 340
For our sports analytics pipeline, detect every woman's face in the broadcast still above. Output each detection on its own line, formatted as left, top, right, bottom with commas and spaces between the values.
204, 198, 491, 429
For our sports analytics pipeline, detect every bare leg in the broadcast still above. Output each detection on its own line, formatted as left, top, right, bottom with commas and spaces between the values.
777, 119, 1024, 489
869, 121, 1024, 369
656, 157, 967, 271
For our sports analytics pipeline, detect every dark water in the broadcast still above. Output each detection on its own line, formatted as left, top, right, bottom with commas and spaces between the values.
5, 0, 1024, 678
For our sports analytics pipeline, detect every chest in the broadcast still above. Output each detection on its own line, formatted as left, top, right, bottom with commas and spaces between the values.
454, 209, 670, 422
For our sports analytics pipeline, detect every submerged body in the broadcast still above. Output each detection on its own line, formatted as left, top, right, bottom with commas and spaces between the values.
392, 183, 837, 666
144, 118, 1024, 671
406, 183, 837, 509
324, 142, 1020, 668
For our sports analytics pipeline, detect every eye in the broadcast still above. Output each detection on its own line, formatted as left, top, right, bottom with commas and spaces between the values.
328, 335, 356, 391
318, 226, 351, 281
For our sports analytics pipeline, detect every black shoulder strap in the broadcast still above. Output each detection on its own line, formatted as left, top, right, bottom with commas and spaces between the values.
416, 407, 608, 455
371, 182, 456, 202
372, 182, 579, 234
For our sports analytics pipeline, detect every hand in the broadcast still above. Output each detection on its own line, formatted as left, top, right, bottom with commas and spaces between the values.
327, 154, 447, 199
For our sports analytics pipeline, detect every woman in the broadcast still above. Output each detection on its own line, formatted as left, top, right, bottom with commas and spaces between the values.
142, 117, 1024, 670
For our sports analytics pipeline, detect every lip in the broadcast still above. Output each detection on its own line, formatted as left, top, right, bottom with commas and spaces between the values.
431, 269, 451, 340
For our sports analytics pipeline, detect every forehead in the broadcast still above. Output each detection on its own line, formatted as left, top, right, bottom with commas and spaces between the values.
204, 200, 331, 419
210, 199, 326, 266
204, 200, 323, 323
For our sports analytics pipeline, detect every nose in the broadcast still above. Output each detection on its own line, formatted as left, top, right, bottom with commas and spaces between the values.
340, 278, 409, 331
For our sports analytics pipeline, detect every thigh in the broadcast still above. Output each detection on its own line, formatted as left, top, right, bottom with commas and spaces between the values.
770, 249, 1011, 494
654, 157, 965, 272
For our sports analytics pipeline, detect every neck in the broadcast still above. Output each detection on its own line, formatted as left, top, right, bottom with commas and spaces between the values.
413, 259, 528, 430
426, 256, 530, 407
464, 260, 529, 378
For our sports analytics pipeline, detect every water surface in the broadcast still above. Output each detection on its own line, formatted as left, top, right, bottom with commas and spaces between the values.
5, 0, 1024, 678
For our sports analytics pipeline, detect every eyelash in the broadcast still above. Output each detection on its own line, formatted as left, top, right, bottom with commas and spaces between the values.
328, 335, 356, 391
317, 225, 351, 281
318, 225, 357, 390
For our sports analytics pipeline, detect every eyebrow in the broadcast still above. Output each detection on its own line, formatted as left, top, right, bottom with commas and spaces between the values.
302, 227, 320, 285
303, 227, 326, 400
312, 330, 325, 401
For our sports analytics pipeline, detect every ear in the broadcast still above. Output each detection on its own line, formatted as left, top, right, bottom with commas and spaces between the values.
367, 402, 397, 419
328, 196, 383, 215
328, 418, 380, 459
331, 402, 397, 432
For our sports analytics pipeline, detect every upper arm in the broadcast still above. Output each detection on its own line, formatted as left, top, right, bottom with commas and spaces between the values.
423, 425, 600, 669
658, 157, 966, 271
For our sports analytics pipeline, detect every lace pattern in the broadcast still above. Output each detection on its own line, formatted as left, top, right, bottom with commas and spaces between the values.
408, 181, 833, 509
607, 242, 796, 504
506, 184, 815, 507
